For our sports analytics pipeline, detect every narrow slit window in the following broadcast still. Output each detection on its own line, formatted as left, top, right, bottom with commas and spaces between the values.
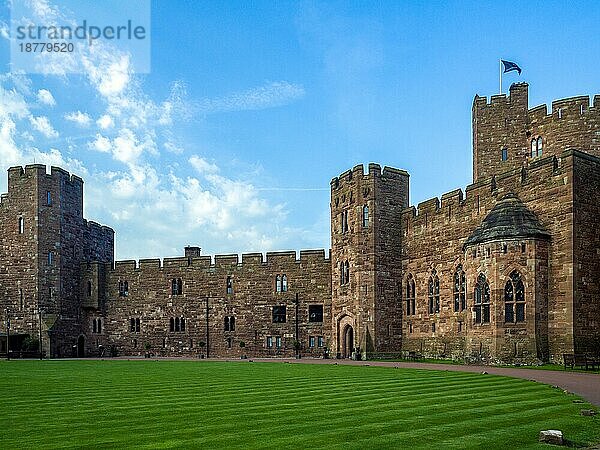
18, 217, 24, 234
406, 274, 416, 316
226, 276, 233, 295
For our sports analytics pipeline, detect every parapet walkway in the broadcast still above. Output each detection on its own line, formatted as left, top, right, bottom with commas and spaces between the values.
250, 357, 600, 406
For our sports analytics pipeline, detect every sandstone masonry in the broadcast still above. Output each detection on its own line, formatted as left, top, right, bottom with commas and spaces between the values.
0, 83, 598, 363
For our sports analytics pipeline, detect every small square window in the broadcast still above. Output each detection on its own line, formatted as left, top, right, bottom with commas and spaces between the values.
308, 304, 323, 322
272, 305, 286, 323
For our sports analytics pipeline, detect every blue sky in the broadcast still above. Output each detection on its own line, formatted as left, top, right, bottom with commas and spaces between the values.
0, 1, 599, 260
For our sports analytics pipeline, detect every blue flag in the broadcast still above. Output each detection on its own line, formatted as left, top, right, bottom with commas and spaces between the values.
501, 60, 522, 75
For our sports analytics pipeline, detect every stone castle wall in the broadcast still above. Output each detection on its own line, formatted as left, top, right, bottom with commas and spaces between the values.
329, 164, 408, 358
473, 83, 600, 182
1, 84, 598, 363
400, 150, 580, 363
83, 250, 331, 358
0, 165, 114, 357
572, 153, 600, 353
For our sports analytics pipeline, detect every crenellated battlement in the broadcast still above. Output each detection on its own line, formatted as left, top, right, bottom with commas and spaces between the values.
473, 83, 600, 182
109, 248, 331, 274
84, 219, 114, 234
528, 95, 599, 123
473, 82, 529, 110
330, 163, 409, 190
401, 149, 583, 234
7, 164, 84, 188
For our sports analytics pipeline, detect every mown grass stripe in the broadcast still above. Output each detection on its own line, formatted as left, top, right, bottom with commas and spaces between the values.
0, 361, 597, 449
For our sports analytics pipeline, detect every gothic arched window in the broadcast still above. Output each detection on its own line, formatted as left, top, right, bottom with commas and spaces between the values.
275, 275, 282, 293
453, 265, 466, 312
531, 137, 543, 158
474, 273, 491, 324
428, 270, 440, 314
505, 270, 525, 323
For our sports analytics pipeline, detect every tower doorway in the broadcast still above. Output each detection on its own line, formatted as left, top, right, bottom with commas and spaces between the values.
77, 335, 85, 358
342, 325, 354, 358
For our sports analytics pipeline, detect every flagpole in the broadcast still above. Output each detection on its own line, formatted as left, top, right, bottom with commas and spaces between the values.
499, 59, 502, 95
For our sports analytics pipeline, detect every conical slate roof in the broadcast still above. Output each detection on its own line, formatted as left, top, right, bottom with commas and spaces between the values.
464, 194, 549, 248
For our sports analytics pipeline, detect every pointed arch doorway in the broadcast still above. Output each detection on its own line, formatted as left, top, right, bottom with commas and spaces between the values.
342, 325, 354, 359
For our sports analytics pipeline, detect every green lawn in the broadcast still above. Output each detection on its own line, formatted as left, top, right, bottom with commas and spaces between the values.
0, 360, 598, 449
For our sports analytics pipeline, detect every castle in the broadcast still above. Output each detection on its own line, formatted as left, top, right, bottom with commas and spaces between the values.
1, 83, 599, 363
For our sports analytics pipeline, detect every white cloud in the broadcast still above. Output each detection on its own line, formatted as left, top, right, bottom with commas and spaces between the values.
0, 3, 316, 261
64, 110, 92, 126
37, 89, 56, 106
0, 88, 30, 120
89, 134, 112, 153
0, 22, 8, 40
29, 115, 59, 139
97, 114, 114, 129
84, 52, 131, 98
198, 81, 305, 113
189, 155, 219, 175
164, 141, 183, 154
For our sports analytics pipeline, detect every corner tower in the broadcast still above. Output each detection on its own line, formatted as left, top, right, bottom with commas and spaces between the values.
473, 82, 600, 183
0, 165, 114, 357
330, 163, 409, 359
